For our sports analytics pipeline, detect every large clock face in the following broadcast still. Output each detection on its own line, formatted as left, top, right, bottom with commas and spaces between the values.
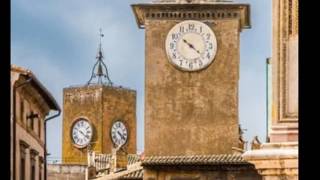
71, 118, 93, 148
165, 20, 217, 71
111, 121, 128, 147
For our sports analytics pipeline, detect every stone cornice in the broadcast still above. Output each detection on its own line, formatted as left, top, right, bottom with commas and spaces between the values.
242, 142, 298, 176
131, 3, 250, 30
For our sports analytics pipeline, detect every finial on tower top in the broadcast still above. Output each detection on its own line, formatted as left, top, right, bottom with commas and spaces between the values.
99, 28, 104, 46
87, 28, 113, 86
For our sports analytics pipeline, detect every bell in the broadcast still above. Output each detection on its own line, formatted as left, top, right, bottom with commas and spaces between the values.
97, 63, 104, 77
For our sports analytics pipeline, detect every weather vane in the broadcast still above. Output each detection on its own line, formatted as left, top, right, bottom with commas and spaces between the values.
87, 28, 113, 86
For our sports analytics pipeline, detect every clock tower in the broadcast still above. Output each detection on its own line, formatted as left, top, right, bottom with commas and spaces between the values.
132, 0, 250, 156
132, 1, 262, 179
62, 30, 137, 164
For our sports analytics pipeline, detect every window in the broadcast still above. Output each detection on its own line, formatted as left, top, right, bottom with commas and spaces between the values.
30, 149, 38, 180
39, 157, 43, 180
39, 165, 42, 180
27, 111, 39, 131
38, 117, 41, 138
30, 111, 34, 130
20, 156, 25, 180
19, 141, 29, 180
31, 164, 35, 180
20, 98, 24, 124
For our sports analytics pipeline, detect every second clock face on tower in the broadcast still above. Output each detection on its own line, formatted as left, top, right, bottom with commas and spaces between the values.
111, 120, 128, 147
165, 20, 217, 71
71, 118, 93, 148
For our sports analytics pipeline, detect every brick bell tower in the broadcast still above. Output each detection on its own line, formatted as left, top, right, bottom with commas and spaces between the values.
62, 29, 136, 164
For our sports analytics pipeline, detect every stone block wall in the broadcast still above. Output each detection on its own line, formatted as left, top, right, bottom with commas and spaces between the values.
47, 164, 86, 180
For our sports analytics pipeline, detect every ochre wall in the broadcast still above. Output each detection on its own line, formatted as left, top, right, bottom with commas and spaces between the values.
145, 19, 240, 156
62, 86, 104, 164
101, 86, 137, 154
143, 168, 262, 180
47, 164, 86, 180
62, 85, 136, 164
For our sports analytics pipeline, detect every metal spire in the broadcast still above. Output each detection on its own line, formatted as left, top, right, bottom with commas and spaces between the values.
87, 28, 113, 86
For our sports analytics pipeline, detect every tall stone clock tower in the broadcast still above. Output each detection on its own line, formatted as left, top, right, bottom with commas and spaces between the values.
132, 0, 250, 156
62, 31, 137, 164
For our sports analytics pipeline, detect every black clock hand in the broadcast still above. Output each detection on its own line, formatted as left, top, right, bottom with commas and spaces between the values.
183, 39, 201, 54
117, 131, 125, 140
79, 130, 89, 139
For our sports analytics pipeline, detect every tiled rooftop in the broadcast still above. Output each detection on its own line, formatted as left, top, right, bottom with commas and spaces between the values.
142, 154, 250, 166
119, 168, 143, 179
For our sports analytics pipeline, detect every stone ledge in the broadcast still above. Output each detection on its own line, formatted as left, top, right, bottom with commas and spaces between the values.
47, 164, 87, 173
242, 142, 298, 177
243, 146, 298, 160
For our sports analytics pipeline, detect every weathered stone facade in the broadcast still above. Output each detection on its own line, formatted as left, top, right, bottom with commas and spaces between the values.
141, 154, 262, 180
243, 0, 298, 179
131, 1, 262, 180
269, 0, 298, 143
132, 2, 250, 157
11, 65, 60, 180
143, 168, 261, 180
62, 85, 137, 164
47, 164, 86, 180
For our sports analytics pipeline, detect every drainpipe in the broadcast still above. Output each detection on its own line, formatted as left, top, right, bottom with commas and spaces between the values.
13, 77, 32, 180
44, 109, 61, 180
266, 58, 271, 142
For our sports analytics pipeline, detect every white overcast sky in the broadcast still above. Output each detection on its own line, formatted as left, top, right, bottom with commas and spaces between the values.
11, 0, 271, 161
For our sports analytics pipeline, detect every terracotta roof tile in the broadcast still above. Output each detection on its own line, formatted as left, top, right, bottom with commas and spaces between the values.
127, 154, 141, 165
142, 154, 250, 166
119, 168, 143, 179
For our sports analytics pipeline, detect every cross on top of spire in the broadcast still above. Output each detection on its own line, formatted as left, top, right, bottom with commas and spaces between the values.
97, 28, 104, 62
87, 28, 113, 86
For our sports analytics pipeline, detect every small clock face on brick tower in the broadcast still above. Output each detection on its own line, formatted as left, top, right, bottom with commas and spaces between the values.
71, 118, 93, 148
111, 121, 128, 147
165, 20, 217, 71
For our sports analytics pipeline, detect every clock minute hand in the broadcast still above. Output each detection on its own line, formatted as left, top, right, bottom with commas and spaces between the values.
117, 131, 125, 140
183, 39, 200, 54
79, 130, 89, 139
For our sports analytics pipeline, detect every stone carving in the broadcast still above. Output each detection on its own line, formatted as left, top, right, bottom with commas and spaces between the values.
273, 0, 299, 123
250, 136, 261, 150
238, 125, 247, 150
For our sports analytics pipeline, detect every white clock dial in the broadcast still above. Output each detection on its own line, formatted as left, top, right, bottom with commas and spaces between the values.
111, 121, 128, 147
71, 118, 93, 148
165, 20, 217, 71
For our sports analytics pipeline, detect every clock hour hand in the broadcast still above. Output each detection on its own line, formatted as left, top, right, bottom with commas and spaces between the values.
183, 39, 200, 54
79, 130, 89, 139
117, 131, 125, 140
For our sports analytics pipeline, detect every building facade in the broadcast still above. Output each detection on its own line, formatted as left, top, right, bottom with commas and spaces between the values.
130, 0, 261, 179
11, 65, 60, 180
243, 0, 298, 179
61, 31, 137, 165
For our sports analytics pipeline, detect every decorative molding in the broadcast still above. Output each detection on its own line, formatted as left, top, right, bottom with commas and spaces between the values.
145, 11, 239, 20
30, 149, 39, 157
19, 140, 30, 149
39, 156, 44, 163
273, 0, 298, 123
131, 3, 250, 29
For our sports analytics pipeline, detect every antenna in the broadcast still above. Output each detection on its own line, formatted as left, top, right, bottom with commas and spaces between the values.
87, 28, 113, 86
